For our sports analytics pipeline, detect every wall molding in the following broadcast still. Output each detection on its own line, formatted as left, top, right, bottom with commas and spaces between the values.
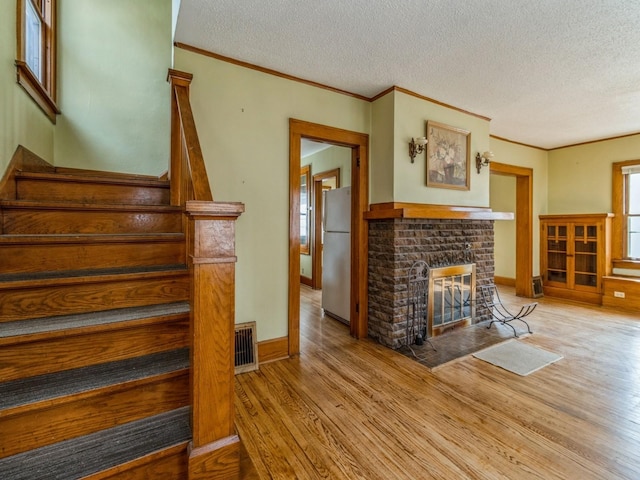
257, 336, 289, 364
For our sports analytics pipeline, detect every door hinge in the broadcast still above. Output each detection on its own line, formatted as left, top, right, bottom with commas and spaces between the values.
355, 303, 359, 313
356, 156, 360, 168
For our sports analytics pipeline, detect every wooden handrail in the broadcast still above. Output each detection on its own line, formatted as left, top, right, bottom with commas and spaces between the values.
168, 69, 213, 204
167, 69, 243, 479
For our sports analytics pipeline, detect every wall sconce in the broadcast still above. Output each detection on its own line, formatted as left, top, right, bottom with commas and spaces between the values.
409, 137, 428, 163
475, 151, 494, 173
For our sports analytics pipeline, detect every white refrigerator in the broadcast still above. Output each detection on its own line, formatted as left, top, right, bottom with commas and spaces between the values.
322, 186, 351, 324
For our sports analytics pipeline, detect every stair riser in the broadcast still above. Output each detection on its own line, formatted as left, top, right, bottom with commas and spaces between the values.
1, 209, 182, 235
16, 179, 170, 205
0, 371, 189, 459
84, 445, 188, 480
0, 241, 186, 275
0, 318, 189, 381
0, 275, 189, 322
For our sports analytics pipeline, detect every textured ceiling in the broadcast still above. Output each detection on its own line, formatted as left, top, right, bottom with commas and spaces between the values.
175, 0, 640, 149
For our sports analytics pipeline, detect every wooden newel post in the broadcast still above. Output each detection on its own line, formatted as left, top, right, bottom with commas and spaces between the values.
186, 200, 245, 480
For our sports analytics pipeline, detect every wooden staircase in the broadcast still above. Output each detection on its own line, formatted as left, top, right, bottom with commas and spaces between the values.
0, 165, 194, 478
0, 70, 245, 479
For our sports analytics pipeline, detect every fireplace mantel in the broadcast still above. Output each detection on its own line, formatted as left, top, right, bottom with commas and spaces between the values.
364, 203, 514, 221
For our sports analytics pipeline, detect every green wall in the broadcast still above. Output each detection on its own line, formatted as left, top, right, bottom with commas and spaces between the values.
174, 47, 371, 341
370, 91, 395, 204
1, 2, 54, 172
2, 0, 172, 176
489, 138, 549, 278
490, 174, 517, 279
547, 134, 640, 214
393, 91, 492, 206
54, 0, 172, 175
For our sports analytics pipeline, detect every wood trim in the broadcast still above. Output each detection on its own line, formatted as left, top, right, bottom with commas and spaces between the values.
539, 213, 615, 221
550, 131, 640, 150
175, 42, 370, 102
173, 86, 212, 202
387, 86, 491, 122
490, 135, 548, 151
257, 336, 289, 364
174, 43, 495, 124
493, 131, 640, 152
186, 201, 243, 479
494, 276, 516, 287
188, 435, 240, 479
167, 69, 192, 207
612, 259, 640, 270
300, 275, 312, 287
611, 159, 640, 261
289, 119, 369, 354
490, 161, 534, 297
602, 276, 640, 311
15, 0, 59, 122
364, 203, 513, 221
300, 164, 311, 255
0, 145, 54, 201
15, 60, 60, 122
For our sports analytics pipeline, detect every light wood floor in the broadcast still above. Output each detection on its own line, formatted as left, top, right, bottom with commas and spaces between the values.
236, 287, 640, 479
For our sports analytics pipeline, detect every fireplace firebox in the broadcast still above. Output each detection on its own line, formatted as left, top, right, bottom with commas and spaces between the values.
429, 264, 476, 336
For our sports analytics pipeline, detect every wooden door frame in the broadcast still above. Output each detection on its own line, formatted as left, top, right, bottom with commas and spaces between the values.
311, 168, 341, 290
490, 161, 534, 297
289, 119, 369, 355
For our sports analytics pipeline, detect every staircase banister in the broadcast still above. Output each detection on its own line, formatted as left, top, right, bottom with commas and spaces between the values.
167, 69, 243, 479
168, 69, 213, 204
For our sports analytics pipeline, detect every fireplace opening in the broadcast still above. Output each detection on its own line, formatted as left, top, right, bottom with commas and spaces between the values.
428, 264, 476, 336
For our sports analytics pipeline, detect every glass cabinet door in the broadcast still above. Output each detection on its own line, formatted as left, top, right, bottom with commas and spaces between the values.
546, 225, 567, 284
573, 224, 598, 288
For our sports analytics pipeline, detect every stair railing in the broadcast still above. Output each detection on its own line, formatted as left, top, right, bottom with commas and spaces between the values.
168, 69, 244, 479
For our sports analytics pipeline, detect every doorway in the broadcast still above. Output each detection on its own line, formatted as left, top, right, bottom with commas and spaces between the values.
490, 161, 534, 297
311, 168, 341, 290
289, 119, 369, 356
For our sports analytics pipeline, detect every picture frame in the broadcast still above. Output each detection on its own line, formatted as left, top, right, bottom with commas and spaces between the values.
426, 121, 471, 190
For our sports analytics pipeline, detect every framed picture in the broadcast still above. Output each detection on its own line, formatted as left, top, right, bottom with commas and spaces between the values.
426, 121, 471, 190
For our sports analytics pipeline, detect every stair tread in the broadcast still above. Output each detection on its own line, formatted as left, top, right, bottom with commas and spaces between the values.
0, 264, 187, 286
0, 199, 181, 212
0, 302, 190, 341
0, 406, 191, 480
0, 348, 189, 411
15, 170, 170, 188
0, 232, 184, 244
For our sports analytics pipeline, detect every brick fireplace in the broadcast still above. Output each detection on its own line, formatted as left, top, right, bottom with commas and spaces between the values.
365, 203, 511, 349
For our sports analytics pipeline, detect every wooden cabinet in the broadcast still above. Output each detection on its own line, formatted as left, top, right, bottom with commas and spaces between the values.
540, 214, 613, 304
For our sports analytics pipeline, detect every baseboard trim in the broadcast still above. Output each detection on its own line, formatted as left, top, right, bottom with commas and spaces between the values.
257, 336, 289, 364
300, 275, 312, 287
494, 276, 516, 287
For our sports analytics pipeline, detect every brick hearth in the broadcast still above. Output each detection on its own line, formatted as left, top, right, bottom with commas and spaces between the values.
367, 217, 495, 349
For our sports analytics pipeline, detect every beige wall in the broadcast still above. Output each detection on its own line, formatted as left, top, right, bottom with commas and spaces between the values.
547, 134, 640, 214
300, 145, 352, 277
54, 0, 172, 175
489, 138, 549, 277
370, 91, 395, 204
490, 174, 516, 279
174, 47, 370, 341
1, 3, 54, 171
393, 91, 492, 206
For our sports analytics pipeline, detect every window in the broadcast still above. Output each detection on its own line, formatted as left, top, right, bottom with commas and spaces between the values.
16, 0, 59, 122
625, 166, 640, 259
612, 161, 640, 263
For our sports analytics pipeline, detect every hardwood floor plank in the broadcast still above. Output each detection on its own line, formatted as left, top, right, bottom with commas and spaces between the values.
235, 286, 640, 479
